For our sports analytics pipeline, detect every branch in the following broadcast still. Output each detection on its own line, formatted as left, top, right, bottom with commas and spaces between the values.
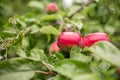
35, 70, 56, 75
34, 70, 50, 75
0, 26, 32, 51
42, 61, 56, 76
68, 0, 95, 18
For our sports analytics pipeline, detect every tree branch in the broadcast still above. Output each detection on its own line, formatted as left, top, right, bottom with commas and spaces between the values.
68, 0, 95, 18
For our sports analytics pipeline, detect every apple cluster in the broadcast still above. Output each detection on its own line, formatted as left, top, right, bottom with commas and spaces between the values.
47, 3, 110, 52
50, 32, 110, 52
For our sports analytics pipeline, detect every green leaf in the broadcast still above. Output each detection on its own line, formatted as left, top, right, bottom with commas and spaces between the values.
68, 5, 81, 17
0, 29, 24, 50
72, 73, 101, 80
70, 46, 92, 63
40, 14, 62, 21
11, 29, 24, 45
54, 74, 69, 80
90, 61, 113, 80
22, 37, 30, 50
85, 41, 120, 67
28, 1, 44, 9
55, 53, 65, 60
71, 17, 84, 30
30, 25, 40, 34
98, 61, 111, 71
0, 58, 35, 80
17, 48, 48, 62
40, 26, 60, 35
0, 30, 16, 38
14, 15, 26, 28
22, 13, 40, 24
11, 26, 31, 46
53, 59, 90, 78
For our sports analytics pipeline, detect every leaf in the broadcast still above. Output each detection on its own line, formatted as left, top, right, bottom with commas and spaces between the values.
17, 48, 48, 62
71, 17, 84, 30
40, 26, 60, 35
72, 73, 101, 80
98, 61, 111, 71
11, 30, 24, 45
40, 14, 62, 21
14, 15, 26, 28
54, 74, 69, 80
70, 46, 92, 63
30, 25, 40, 34
0, 58, 35, 80
11, 26, 31, 45
22, 37, 30, 50
85, 41, 120, 67
28, 1, 44, 9
0, 29, 16, 38
22, 13, 40, 24
48, 53, 65, 65
55, 53, 65, 60
90, 61, 113, 80
68, 5, 81, 17
53, 59, 90, 78
0, 30, 24, 51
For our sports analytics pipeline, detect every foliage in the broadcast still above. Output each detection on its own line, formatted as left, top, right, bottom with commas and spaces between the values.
0, 0, 120, 80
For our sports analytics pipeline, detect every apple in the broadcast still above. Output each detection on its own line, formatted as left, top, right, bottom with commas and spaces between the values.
82, 32, 110, 48
46, 3, 58, 13
57, 32, 82, 52
50, 41, 60, 52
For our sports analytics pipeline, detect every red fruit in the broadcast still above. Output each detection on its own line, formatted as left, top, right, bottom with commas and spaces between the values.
82, 32, 110, 48
50, 41, 60, 52
46, 3, 58, 13
57, 32, 82, 52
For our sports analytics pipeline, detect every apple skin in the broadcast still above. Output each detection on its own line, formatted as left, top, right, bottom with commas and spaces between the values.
50, 41, 60, 53
57, 32, 82, 52
46, 3, 58, 13
82, 32, 110, 48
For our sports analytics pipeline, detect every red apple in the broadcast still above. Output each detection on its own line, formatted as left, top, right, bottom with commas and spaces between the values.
82, 32, 110, 48
50, 41, 60, 52
57, 32, 82, 52
46, 3, 58, 13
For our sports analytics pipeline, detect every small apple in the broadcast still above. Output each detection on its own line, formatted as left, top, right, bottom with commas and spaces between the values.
50, 41, 60, 52
46, 3, 58, 13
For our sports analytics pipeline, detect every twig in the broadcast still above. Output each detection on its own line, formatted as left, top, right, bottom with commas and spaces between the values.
0, 39, 14, 50
42, 61, 52, 72
35, 70, 56, 75
35, 70, 50, 75
68, 0, 95, 18
42, 61, 56, 75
